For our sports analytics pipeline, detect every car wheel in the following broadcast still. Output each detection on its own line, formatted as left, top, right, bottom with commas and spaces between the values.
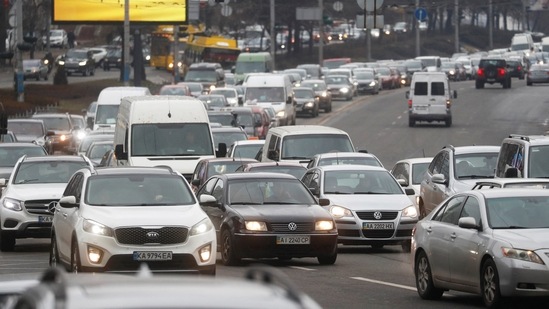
90, 67, 95, 76
415, 251, 444, 300
317, 251, 337, 265
409, 117, 416, 127
418, 203, 427, 219
507, 78, 511, 88
325, 103, 332, 113
44, 74, 48, 81
0, 231, 15, 252
36, 75, 40, 81
401, 240, 411, 253
221, 229, 240, 266
71, 239, 81, 273
82, 68, 88, 76
527, 80, 532, 86
49, 234, 60, 267
475, 81, 484, 89
444, 117, 452, 127
481, 259, 502, 308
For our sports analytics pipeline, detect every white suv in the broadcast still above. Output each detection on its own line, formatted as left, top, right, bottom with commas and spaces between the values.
50, 166, 216, 275
419, 145, 500, 218
0, 155, 93, 252
495, 134, 549, 178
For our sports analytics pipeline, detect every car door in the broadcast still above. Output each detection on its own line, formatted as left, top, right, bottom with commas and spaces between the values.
426, 195, 466, 284
54, 173, 84, 262
197, 178, 224, 239
449, 195, 484, 288
421, 152, 444, 214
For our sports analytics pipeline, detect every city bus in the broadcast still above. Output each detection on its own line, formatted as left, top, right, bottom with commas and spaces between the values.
150, 24, 203, 72
185, 34, 240, 70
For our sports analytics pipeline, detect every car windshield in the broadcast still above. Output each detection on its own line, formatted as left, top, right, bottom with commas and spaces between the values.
199, 96, 226, 108
212, 131, 247, 148
23, 60, 41, 68
249, 166, 306, 179
229, 178, 315, 205
181, 83, 202, 92
8, 122, 44, 137
208, 114, 235, 126
235, 114, 253, 127
354, 72, 374, 79
34, 116, 70, 131
14, 161, 88, 184
235, 62, 266, 74
294, 89, 314, 99
85, 175, 195, 206
323, 170, 404, 195
323, 59, 348, 69
0, 147, 47, 167
412, 162, 430, 185
301, 82, 325, 91
404, 61, 423, 69
95, 105, 119, 125
528, 145, 549, 178
70, 117, 85, 129
244, 87, 285, 103
281, 134, 354, 160
132, 123, 214, 156
211, 89, 236, 98
66, 50, 88, 59
184, 70, 217, 82
106, 49, 121, 57
78, 135, 113, 153
487, 196, 549, 229
159, 87, 188, 95
318, 157, 381, 167
454, 153, 498, 179
207, 162, 248, 177
231, 144, 262, 159
324, 76, 348, 85
88, 144, 113, 159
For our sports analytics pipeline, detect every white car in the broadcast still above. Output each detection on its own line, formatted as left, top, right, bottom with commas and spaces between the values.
87, 47, 108, 67
226, 139, 265, 159
42, 29, 68, 48
0, 155, 93, 252
306, 152, 384, 169
300, 165, 418, 252
209, 87, 239, 107
50, 166, 217, 275
390, 157, 433, 214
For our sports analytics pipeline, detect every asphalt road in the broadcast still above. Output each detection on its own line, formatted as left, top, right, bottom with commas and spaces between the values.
1, 78, 549, 308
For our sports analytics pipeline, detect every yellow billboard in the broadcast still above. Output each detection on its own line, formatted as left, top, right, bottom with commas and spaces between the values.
53, 0, 187, 23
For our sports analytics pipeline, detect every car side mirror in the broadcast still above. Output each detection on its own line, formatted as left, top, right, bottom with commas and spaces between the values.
191, 179, 201, 187
199, 194, 219, 207
404, 188, 415, 196
59, 196, 78, 208
114, 144, 128, 160
458, 217, 480, 230
267, 149, 279, 161
431, 173, 447, 185
318, 198, 330, 206
0, 178, 6, 187
216, 142, 227, 157
287, 96, 292, 104
397, 178, 409, 187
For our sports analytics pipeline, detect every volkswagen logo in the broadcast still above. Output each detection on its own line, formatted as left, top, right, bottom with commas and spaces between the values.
146, 231, 160, 240
287, 222, 297, 231
373, 211, 383, 220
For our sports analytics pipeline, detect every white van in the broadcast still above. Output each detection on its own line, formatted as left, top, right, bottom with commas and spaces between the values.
113, 96, 224, 181
406, 72, 457, 127
415, 56, 441, 72
541, 36, 549, 53
259, 125, 356, 166
93, 86, 151, 131
243, 73, 296, 126
510, 33, 534, 52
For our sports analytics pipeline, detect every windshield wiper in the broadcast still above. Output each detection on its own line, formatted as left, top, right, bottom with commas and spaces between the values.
263, 202, 297, 205
354, 191, 386, 194
282, 156, 309, 160
458, 175, 490, 179
325, 191, 352, 195
230, 202, 263, 205
16, 178, 40, 184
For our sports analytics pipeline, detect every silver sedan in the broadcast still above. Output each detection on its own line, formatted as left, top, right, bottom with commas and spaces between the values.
412, 189, 549, 307
526, 64, 549, 86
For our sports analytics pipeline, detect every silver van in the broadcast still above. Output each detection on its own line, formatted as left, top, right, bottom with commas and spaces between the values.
406, 72, 456, 127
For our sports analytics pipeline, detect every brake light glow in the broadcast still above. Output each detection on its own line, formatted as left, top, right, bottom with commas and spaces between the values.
477, 68, 484, 77
408, 99, 412, 108
497, 68, 506, 77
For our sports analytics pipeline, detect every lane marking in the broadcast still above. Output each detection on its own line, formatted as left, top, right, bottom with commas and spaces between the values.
289, 266, 317, 271
350, 276, 417, 291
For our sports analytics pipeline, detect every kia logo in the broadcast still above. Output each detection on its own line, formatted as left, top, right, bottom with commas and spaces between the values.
146, 231, 160, 240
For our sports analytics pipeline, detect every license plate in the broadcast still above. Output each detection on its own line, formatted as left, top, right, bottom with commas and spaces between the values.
414, 106, 427, 110
487, 78, 495, 82
38, 216, 53, 223
133, 251, 173, 261
276, 235, 310, 245
363, 222, 394, 230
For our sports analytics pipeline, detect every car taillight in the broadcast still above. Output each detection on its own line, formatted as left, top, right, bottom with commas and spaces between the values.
497, 68, 506, 77
517, 66, 522, 71
477, 68, 484, 77
408, 99, 412, 108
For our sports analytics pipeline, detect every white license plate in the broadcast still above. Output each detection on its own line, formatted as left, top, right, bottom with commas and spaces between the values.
276, 235, 310, 245
487, 78, 495, 82
363, 222, 394, 230
133, 251, 173, 261
414, 106, 428, 110
38, 216, 53, 223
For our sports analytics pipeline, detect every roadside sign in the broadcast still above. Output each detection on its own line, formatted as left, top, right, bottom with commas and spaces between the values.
415, 7, 427, 22
357, 0, 384, 12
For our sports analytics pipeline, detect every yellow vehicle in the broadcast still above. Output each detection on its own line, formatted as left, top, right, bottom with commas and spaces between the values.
150, 24, 204, 73
185, 34, 240, 70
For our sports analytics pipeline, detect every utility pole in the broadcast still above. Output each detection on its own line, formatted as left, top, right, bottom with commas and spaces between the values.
174, 25, 180, 83
319, 0, 323, 67
123, 0, 130, 85
15, 0, 23, 102
488, 0, 493, 50
415, 0, 420, 57
454, 0, 459, 53
270, 0, 275, 70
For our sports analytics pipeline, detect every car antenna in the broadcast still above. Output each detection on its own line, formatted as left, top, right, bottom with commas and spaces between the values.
422, 149, 426, 158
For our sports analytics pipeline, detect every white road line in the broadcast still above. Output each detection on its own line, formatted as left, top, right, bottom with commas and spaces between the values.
350, 277, 417, 291
289, 266, 317, 271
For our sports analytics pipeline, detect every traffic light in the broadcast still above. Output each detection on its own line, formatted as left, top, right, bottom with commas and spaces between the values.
323, 15, 333, 26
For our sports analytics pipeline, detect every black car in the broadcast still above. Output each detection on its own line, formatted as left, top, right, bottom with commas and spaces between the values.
31, 113, 78, 154
58, 49, 96, 76
475, 58, 511, 89
506, 59, 525, 79
196, 172, 338, 266
103, 47, 122, 71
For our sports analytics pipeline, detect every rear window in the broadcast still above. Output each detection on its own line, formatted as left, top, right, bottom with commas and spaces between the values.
431, 82, 445, 95
414, 82, 428, 95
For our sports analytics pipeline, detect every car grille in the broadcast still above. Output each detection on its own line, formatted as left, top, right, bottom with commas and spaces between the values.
270, 222, 313, 233
362, 230, 396, 238
356, 211, 398, 220
115, 227, 189, 245
24, 199, 57, 215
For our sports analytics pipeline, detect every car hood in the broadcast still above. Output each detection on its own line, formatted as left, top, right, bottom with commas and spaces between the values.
326, 194, 413, 211
6, 183, 67, 201
326, 83, 350, 89
231, 204, 331, 221
14, 134, 41, 142
355, 78, 375, 83
492, 229, 549, 250
295, 98, 315, 104
79, 204, 207, 227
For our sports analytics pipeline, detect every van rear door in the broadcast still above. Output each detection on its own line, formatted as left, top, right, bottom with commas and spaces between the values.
411, 79, 447, 116
427, 80, 448, 115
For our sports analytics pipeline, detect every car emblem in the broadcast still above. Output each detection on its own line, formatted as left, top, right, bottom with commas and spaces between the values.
146, 231, 160, 240
287, 222, 297, 231
373, 211, 382, 220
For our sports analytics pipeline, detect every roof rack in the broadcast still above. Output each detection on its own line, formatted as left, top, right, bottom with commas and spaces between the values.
508, 134, 530, 141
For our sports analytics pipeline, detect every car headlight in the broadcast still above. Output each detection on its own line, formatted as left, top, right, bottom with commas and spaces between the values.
60, 135, 66, 141
329, 205, 353, 219
145, 55, 150, 61
340, 87, 349, 93
3, 198, 23, 211
369, 81, 376, 87
402, 205, 418, 218
190, 218, 214, 236
78, 61, 87, 66
449, 70, 455, 75
77, 131, 86, 140
276, 110, 286, 118
245, 221, 267, 231
305, 102, 314, 107
209, 85, 216, 91
321, 91, 328, 97
83, 219, 113, 237
315, 220, 334, 231
168, 63, 174, 69
58, 60, 65, 65
501, 247, 545, 264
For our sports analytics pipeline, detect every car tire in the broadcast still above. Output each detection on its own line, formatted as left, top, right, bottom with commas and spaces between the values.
0, 231, 16, 252
82, 68, 88, 77
415, 251, 444, 300
317, 251, 337, 265
36, 75, 40, 81
200, 265, 216, 276
444, 117, 452, 127
325, 103, 332, 113
221, 229, 240, 266
409, 117, 416, 127
71, 239, 81, 273
44, 74, 48, 81
401, 240, 411, 253
49, 233, 60, 268
527, 80, 532, 86
475, 81, 484, 89
481, 259, 502, 308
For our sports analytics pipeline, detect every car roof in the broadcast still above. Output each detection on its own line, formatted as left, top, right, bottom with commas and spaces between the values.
242, 161, 307, 169
444, 145, 500, 155
224, 172, 299, 180
474, 178, 549, 187
212, 127, 246, 133
232, 140, 265, 146
8, 119, 45, 124
198, 157, 257, 164
468, 188, 549, 199
315, 165, 388, 172
92, 166, 177, 176
504, 134, 549, 146
0, 142, 45, 148
22, 155, 86, 163
394, 157, 434, 164
32, 113, 70, 118
269, 125, 348, 135
313, 152, 377, 159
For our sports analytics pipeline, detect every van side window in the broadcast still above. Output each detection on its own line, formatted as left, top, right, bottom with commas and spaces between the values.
431, 82, 445, 96
414, 82, 428, 95
496, 143, 519, 178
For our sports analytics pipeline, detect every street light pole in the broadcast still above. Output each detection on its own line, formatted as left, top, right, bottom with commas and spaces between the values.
15, 0, 23, 102
488, 0, 493, 50
270, 0, 275, 70
415, 0, 420, 57
319, 0, 323, 67
123, 0, 130, 85
454, 0, 459, 53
